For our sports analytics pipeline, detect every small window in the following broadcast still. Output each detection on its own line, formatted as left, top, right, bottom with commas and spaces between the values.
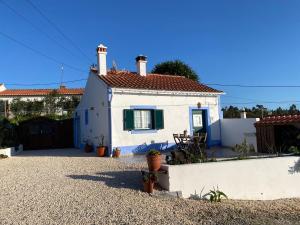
134, 110, 152, 129
123, 109, 164, 131
85, 109, 89, 125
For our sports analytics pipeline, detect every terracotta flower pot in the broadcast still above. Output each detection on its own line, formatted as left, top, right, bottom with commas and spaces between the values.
113, 149, 121, 158
147, 155, 161, 171
143, 180, 154, 193
97, 146, 106, 157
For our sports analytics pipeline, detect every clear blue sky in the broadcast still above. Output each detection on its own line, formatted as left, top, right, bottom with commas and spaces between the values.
1, 0, 300, 109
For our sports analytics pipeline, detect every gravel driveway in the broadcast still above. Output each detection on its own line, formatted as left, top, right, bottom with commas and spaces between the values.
1, 149, 300, 225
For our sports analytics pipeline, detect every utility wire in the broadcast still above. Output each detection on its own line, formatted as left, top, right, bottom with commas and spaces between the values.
205, 83, 300, 88
0, 30, 86, 73
0, 0, 87, 63
25, 0, 92, 62
5, 78, 87, 87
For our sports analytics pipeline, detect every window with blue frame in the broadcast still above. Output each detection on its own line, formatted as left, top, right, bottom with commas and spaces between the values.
85, 109, 88, 125
123, 109, 164, 131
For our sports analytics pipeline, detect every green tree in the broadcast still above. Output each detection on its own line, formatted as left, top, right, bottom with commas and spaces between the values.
151, 60, 199, 81
44, 90, 60, 115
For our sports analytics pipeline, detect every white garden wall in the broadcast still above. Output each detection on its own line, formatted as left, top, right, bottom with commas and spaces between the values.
158, 156, 300, 200
221, 118, 259, 151
0, 145, 23, 157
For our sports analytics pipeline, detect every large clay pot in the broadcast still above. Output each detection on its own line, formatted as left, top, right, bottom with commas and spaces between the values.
147, 155, 161, 171
143, 180, 154, 193
113, 149, 121, 158
97, 146, 106, 157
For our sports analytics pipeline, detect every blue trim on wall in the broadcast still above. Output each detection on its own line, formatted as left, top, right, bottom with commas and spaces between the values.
218, 96, 223, 146
129, 105, 158, 134
130, 105, 157, 110
115, 142, 176, 155
189, 106, 212, 148
107, 88, 113, 156
210, 140, 222, 146
131, 129, 158, 134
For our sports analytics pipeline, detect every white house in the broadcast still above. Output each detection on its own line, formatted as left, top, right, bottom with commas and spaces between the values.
74, 44, 224, 155
0, 84, 84, 117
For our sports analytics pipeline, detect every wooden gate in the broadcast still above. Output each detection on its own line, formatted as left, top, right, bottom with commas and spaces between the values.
17, 117, 74, 150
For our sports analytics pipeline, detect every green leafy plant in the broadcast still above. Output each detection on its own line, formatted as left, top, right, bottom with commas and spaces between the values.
288, 146, 300, 155
0, 154, 8, 159
141, 171, 158, 182
203, 187, 228, 203
147, 149, 161, 156
233, 139, 255, 159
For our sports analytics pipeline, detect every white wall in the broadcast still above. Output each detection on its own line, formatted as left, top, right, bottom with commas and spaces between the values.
110, 89, 221, 154
75, 73, 110, 149
221, 118, 259, 151
158, 156, 300, 200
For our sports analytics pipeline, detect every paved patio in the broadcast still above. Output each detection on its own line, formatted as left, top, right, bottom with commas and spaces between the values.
1, 148, 300, 225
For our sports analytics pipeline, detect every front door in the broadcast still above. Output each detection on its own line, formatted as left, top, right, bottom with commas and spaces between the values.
191, 109, 207, 135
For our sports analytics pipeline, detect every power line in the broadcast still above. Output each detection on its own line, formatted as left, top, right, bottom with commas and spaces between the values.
221, 100, 300, 105
205, 83, 300, 88
25, 0, 92, 62
0, 30, 86, 73
0, 0, 87, 62
5, 78, 87, 87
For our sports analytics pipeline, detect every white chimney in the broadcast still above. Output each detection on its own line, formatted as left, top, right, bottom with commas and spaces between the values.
136, 55, 147, 76
240, 109, 247, 119
96, 44, 107, 75
0, 83, 6, 92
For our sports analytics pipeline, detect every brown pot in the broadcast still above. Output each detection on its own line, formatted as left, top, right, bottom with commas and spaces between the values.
113, 150, 121, 158
143, 180, 154, 193
147, 155, 161, 171
84, 144, 93, 153
97, 146, 106, 157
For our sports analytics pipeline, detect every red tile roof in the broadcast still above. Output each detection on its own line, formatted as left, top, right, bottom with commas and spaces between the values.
0, 88, 84, 97
96, 70, 222, 93
255, 115, 300, 126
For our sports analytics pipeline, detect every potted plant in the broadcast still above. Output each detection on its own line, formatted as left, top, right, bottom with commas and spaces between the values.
147, 149, 161, 171
113, 148, 121, 158
141, 171, 157, 193
95, 135, 106, 157
83, 138, 93, 153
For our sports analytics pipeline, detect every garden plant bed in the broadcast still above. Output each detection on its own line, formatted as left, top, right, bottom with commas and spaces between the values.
159, 155, 300, 200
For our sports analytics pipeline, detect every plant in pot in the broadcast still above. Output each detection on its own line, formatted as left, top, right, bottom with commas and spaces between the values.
141, 171, 157, 194
113, 148, 121, 158
95, 135, 106, 157
147, 149, 161, 171
83, 138, 93, 153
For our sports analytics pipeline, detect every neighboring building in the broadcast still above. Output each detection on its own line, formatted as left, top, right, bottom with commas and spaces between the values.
74, 44, 224, 155
0, 84, 84, 117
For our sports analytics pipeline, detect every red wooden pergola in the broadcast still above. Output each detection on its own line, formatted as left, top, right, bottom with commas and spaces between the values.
255, 115, 300, 153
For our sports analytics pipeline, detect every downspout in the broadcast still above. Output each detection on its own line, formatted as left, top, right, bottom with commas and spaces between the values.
107, 87, 113, 156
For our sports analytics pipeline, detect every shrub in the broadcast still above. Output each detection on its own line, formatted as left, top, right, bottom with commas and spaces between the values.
203, 187, 228, 203
147, 149, 161, 156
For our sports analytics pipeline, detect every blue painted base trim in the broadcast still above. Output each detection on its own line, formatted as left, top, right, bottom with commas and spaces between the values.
115, 142, 176, 155
209, 140, 222, 147
130, 129, 158, 134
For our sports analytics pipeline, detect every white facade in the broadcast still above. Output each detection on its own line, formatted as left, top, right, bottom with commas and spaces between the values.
75, 72, 222, 155
75, 73, 110, 148
158, 156, 300, 200
221, 118, 259, 151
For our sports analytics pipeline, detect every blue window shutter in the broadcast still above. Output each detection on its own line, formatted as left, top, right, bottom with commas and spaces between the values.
154, 110, 164, 129
123, 109, 134, 130
85, 109, 88, 125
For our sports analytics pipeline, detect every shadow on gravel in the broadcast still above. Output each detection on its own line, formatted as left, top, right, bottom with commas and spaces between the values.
67, 170, 142, 190
16, 149, 97, 157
